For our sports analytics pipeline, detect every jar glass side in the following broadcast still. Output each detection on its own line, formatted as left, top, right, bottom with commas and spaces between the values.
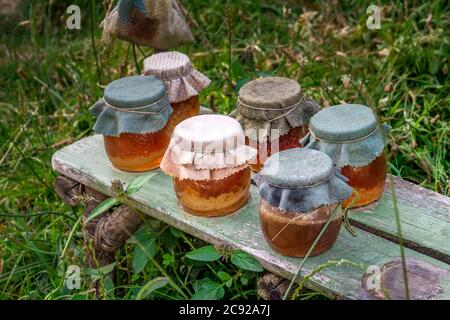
104, 125, 172, 172
167, 95, 200, 132
247, 125, 309, 172
341, 154, 387, 208
173, 167, 251, 217
259, 199, 342, 257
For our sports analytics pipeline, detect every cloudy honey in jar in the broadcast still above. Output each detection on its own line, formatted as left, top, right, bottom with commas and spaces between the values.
90, 76, 173, 172
234, 77, 320, 172
144, 51, 211, 131
254, 148, 352, 257
260, 200, 343, 257
173, 167, 251, 216
160, 114, 257, 217
306, 104, 390, 208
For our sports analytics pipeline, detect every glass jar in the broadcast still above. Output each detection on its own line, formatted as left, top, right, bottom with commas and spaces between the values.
144, 51, 210, 131
167, 95, 200, 131
305, 104, 390, 208
173, 167, 251, 217
103, 129, 171, 172
254, 148, 352, 257
260, 199, 342, 257
160, 114, 257, 217
90, 76, 173, 172
234, 77, 320, 172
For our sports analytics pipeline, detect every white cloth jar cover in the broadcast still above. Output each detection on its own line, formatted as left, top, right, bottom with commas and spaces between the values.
143, 51, 211, 103
161, 114, 257, 180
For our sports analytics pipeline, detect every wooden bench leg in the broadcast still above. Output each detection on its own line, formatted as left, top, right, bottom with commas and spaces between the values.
54, 176, 143, 269
257, 272, 292, 300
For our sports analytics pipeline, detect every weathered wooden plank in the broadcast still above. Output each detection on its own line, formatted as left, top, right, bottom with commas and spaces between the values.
349, 178, 450, 263
52, 134, 450, 299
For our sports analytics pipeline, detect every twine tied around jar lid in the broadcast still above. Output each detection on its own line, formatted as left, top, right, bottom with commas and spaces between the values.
303, 124, 380, 146
102, 96, 172, 115
237, 95, 305, 122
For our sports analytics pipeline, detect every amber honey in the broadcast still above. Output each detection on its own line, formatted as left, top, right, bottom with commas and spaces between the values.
259, 199, 342, 257
167, 95, 200, 132
247, 126, 308, 172
173, 167, 251, 217
341, 154, 387, 208
104, 125, 172, 172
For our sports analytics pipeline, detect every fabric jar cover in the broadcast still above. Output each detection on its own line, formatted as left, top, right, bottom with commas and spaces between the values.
301, 104, 391, 168
254, 148, 352, 213
101, 0, 194, 50
234, 77, 321, 141
143, 51, 211, 103
161, 114, 257, 180
90, 75, 173, 137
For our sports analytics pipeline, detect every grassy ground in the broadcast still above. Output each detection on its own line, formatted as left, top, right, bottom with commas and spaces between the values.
0, 0, 448, 300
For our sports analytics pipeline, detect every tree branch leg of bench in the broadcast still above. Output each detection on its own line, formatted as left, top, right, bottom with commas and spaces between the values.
94, 205, 142, 254
257, 272, 292, 300
54, 176, 143, 269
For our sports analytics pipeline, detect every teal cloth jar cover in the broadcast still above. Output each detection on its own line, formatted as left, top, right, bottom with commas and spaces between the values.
301, 104, 390, 208
254, 148, 352, 257
90, 75, 173, 172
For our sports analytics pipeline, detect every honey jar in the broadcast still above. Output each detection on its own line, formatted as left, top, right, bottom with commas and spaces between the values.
160, 114, 257, 217
302, 104, 390, 208
90, 75, 173, 172
143, 51, 210, 131
254, 148, 352, 257
234, 77, 320, 172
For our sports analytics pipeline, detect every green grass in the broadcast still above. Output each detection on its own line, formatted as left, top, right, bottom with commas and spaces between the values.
0, 0, 448, 300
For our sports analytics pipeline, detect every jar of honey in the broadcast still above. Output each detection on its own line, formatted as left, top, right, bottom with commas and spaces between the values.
254, 148, 352, 257
234, 77, 320, 172
160, 114, 257, 217
143, 51, 210, 131
90, 76, 173, 172
302, 104, 390, 208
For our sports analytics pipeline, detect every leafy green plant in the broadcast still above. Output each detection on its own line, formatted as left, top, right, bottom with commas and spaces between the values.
186, 245, 221, 262
85, 172, 157, 223
136, 277, 169, 300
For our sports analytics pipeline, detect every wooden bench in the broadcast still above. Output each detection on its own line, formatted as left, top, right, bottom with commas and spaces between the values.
51, 111, 450, 300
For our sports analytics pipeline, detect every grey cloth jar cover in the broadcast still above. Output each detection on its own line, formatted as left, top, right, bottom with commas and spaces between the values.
234, 77, 320, 141
254, 148, 352, 213
301, 104, 390, 168
90, 76, 173, 137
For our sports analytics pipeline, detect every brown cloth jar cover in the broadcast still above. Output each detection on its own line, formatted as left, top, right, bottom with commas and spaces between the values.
234, 77, 321, 141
